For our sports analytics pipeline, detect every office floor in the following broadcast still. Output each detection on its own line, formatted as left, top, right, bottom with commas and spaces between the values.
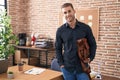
93, 75, 120, 80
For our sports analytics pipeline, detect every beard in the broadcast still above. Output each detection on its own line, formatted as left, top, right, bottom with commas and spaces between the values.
66, 15, 75, 22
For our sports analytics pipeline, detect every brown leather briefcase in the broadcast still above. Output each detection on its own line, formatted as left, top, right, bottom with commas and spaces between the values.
77, 38, 91, 80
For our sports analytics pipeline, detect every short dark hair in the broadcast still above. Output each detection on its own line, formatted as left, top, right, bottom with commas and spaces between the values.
61, 3, 74, 9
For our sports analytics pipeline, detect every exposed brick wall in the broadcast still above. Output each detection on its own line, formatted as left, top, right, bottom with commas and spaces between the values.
7, 0, 120, 78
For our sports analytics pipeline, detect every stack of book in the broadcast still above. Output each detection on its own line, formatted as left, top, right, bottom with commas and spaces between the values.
35, 38, 53, 48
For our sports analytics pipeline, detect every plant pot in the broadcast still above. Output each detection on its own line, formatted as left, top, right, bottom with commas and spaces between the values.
7, 73, 14, 79
0, 59, 8, 74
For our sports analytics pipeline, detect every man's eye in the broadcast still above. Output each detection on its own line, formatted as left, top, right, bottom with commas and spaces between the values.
64, 12, 67, 14
68, 10, 71, 13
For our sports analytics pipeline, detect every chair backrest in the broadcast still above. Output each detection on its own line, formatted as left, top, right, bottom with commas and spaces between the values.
51, 58, 61, 72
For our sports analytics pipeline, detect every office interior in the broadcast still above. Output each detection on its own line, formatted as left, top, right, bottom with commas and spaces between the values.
0, 0, 120, 80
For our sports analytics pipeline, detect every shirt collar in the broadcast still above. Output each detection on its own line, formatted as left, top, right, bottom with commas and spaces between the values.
65, 19, 79, 28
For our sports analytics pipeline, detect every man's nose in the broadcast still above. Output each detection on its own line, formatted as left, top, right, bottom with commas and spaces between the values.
66, 12, 70, 16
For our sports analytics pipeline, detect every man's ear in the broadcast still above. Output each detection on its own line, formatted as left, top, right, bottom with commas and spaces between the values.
73, 9, 76, 14
74, 10, 76, 13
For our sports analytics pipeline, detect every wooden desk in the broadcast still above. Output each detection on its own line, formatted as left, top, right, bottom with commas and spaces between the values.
14, 45, 55, 68
0, 65, 63, 80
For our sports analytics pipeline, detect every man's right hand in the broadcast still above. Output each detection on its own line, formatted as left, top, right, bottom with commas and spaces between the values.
60, 65, 64, 68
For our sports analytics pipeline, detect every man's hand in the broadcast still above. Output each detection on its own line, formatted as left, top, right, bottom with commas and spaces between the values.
60, 65, 64, 68
84, 58, 91, 63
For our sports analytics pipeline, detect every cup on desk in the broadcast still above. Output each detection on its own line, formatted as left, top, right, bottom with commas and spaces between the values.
18, 63, 24, 71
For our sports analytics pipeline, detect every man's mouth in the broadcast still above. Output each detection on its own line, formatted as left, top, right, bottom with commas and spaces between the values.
67, 16, 72, 22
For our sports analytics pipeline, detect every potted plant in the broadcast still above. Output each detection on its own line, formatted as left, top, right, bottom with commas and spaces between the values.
0, 10, 18, 73
7, 71, 14, 79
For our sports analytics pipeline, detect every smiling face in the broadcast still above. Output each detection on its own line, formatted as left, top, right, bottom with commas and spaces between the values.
62, 6, 76, 23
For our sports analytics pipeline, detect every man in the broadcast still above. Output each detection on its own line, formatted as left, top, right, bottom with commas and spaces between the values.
55, 3, 97, 80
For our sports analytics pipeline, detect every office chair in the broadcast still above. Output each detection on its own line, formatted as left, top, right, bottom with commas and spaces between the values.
51, 58, 61, 72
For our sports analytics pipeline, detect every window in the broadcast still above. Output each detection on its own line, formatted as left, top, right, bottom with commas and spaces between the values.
0, 0, 7, 29
0, 0, 7, 13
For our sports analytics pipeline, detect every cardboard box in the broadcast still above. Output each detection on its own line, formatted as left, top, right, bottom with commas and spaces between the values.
14, 50, 28, 63
14, 50, 24, 64
15, 50, 39, 66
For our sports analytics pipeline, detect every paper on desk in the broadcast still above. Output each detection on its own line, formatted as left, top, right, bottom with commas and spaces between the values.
24, 68, 46, 75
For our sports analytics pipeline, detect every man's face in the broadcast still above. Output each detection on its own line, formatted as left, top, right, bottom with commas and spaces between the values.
62, 6, 75, 23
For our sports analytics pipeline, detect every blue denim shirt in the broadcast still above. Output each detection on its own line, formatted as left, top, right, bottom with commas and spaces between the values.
55, 20, 97, 73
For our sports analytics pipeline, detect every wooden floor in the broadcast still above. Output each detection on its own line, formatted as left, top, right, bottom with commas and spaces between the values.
93, 75, 120, 80
102, 75, 120, 80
